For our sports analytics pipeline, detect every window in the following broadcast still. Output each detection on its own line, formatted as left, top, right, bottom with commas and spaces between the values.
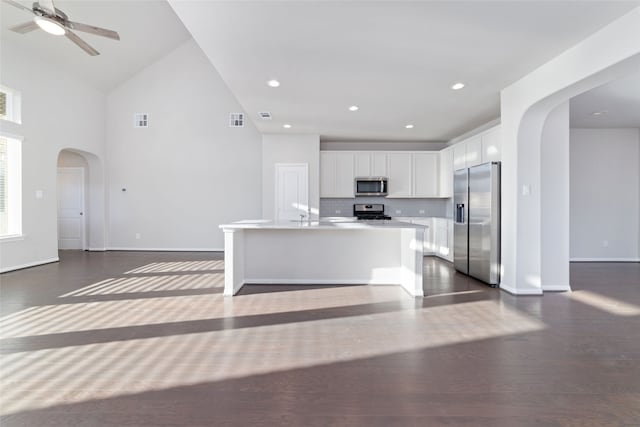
0, 85, 22, 124
0, 135, 22, 237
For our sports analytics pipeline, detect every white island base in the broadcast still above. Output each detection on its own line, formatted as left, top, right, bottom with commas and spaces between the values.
220, 220, 425, 297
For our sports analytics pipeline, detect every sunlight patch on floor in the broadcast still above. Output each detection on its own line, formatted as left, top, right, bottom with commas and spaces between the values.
0, 298, 545, 415
58, 273, 224, 298
566, 290, 640, 316
0, 286, 401, 338
125, 260, 225, 274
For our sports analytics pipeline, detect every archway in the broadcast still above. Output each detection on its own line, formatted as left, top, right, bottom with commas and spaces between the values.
56, 148, 106, 251
500, 7, 640, 294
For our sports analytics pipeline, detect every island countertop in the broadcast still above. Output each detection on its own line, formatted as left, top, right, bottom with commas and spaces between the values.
219, 219, 427, 230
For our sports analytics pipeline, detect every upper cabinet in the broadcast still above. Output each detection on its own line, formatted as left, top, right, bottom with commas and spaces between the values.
413, 153, 439, 197
387, 152, 439, 198
439, 147, 453, 198
355, 152, 387, 177
450, 125, 502, 171
481, 126, 502, 163
387, 153, 413, 197
320, 151, 355, 198
465, 136, 482, 167
453, 143, 466, 171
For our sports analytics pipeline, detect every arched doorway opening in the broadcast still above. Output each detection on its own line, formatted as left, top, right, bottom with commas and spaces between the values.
56, 148, 106, 251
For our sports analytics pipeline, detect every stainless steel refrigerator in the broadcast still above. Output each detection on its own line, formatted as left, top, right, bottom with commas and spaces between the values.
453, 162, 501, 286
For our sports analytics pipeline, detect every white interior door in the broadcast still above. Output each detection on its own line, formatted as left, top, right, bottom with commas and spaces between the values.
275, 163, 309, 221
57, 167, 85, 250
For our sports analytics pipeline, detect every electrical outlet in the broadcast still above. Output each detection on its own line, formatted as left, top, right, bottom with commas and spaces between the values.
335, 209, 341, 214
419, 209, 425, 214
603, 240, 609, 248
395, 210, 401, 214
135, 233, 141, 240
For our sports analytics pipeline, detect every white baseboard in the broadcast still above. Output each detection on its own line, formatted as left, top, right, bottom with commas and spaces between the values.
243, 279, 396, 286
0, 257, 59, 273
107, 247, 224, 252
542, 285, 572, 292
88, 247, 106, 252
499, 283, 543, 295
570, 258, 640, 262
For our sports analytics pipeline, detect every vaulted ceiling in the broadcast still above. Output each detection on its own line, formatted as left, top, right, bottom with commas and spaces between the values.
2, 1, 639, 139
169, 1, 640, 141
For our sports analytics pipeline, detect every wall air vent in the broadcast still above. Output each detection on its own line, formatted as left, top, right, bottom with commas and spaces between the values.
134, 113, 149, 128
229, 113, 244, 127
259, 111, 272, 120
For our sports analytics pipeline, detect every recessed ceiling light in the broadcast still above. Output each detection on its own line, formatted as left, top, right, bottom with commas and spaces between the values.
405, 124, 414, 129
267, 79, 280, 88
283, 124, 292, 129
592, 110, 608, 116
349, 105, 359, 111
451, 82, 465, 90
34, 16, 66, 36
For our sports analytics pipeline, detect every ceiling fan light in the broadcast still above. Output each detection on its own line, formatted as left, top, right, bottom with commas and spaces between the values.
34, 16, 66, 36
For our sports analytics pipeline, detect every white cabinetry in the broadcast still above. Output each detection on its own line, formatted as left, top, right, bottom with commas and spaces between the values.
320, 152, 355, 198
481, 126, 501, 163
387, 152, 439, 198
439, 147, 453, 197
387, 153, 413, 197
453, 144, 466, 171
413, 153, 439, 197
432, 218, 453, 262
355, 152, 387, 177
465, 136, 482, 167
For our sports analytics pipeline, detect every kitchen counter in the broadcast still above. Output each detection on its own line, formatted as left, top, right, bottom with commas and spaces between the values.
219, 219, 425, 297
219, 218, 426, 230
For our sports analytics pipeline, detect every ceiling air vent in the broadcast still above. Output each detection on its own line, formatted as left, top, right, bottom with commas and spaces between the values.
259, 111, 272, 120
229, 113, 244, 127
134, 113, 149, 128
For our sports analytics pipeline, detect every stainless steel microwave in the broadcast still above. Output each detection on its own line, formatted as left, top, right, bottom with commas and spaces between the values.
355, 177, 388, 196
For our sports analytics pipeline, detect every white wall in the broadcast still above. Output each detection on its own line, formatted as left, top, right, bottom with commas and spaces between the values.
500, 7, 640, 294
540, 102, 570, 291
570, 128, 640, 261
262, 134, 320, 220
0, 42, 106, 272
106, 39, 263, 250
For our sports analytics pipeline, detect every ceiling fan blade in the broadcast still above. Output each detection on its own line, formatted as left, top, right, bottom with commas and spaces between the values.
65, 30, 99, 56
37, 0, 55, 15
2, 0, 34, 14
67, 21, 120, 40
9, 20, 39, 33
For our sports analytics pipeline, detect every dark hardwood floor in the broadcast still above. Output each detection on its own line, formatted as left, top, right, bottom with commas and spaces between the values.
1, 251, 639, 426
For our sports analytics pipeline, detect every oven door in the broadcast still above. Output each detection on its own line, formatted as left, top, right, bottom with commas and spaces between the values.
355, 178, 387, 196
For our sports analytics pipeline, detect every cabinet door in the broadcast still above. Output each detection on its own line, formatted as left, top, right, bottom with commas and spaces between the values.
481, 127, 501, 163
371, 152, 387, 176
334, 152, 355, 197
354, 153, 371, 177
320, 152, 335, 198
439, 147, 453, 197
413, 153, 439, 197
465, 136, 482, 167
387, 153, 413, 197
453, 144, 466, 171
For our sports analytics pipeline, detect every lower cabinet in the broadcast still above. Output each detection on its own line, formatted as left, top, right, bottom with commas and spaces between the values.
396, 217, 452, 260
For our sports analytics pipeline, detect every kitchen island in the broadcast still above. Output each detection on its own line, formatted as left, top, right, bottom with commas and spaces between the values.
219, 219, 425, 297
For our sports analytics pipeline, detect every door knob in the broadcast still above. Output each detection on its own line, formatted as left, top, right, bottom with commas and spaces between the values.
80, 212, 83, 216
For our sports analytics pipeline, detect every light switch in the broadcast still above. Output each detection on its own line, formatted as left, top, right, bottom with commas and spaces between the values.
35, 190, 43, 199
522, 184, 531, 196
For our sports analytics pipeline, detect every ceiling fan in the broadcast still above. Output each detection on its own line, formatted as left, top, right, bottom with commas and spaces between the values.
3, 0, 120, 56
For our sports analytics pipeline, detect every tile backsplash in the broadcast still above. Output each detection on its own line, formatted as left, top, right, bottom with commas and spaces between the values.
320, 197, 451, 218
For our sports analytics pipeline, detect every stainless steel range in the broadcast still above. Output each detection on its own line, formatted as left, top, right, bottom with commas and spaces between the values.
353, 204, 392, 220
